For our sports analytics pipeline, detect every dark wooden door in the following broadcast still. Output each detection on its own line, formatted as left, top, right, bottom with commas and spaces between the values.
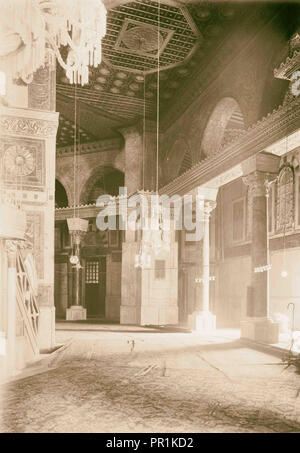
85, 257, 106, 317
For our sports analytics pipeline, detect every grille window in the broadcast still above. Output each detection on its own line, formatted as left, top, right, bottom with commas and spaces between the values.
86, 261, 99, 284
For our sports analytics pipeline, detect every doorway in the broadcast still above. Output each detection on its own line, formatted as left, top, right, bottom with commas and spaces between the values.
85, 257, 106, 317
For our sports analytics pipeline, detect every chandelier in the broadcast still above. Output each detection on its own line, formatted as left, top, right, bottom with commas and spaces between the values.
0, 0, 107, 86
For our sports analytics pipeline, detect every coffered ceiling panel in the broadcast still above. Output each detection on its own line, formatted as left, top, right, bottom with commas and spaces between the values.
56, 1, 248, 123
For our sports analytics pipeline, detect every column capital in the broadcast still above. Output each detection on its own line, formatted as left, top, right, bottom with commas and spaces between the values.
242, 171, 277, 197
203, 200, 217, 218
5, 240, 19, 267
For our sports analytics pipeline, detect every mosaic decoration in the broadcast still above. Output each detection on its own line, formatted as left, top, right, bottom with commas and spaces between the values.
57, 1, 244, 121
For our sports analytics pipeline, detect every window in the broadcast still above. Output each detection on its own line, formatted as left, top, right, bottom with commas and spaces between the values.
86, 261, 99, 284
276, 165, 294, 231
155, 260, 166, 280
232, 198, 245, 242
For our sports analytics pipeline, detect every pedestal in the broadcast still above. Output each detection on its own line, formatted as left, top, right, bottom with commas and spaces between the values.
188, 311, 216, 332
241, 317, 279, 344
66, 305, 87, 321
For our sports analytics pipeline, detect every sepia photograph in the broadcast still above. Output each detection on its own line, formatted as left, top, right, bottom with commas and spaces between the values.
0, 0, 300, 438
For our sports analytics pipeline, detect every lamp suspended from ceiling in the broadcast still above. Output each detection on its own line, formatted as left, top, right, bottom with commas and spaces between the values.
0, 0, 107, 86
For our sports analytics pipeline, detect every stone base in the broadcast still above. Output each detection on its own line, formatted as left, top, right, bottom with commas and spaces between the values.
66, 306, 87, 321
120, 306, 140, 325
241, 317, 279, 344
188, 311, 216, 332
120, 305, 178, 326
38, 306, 56, 352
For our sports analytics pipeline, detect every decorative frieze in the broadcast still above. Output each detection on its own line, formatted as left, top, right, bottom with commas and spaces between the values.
0, 116, 58, 138
160, 97, 300, 197
56, 137, 122, 157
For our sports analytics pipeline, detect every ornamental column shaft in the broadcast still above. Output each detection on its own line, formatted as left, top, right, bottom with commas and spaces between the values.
202, 206, 211, 313
72, 236, 82, 307
66, 218, 88, 321
188, 189, 217, 332
244, 172, 269, 317
241, 152, 280, 343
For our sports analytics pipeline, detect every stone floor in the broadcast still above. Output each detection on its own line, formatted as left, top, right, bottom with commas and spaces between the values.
1, 324, 300, 433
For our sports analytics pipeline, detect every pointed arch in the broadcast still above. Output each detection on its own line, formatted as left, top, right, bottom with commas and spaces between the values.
80, 166, 125, 205
55, 179, 69, 208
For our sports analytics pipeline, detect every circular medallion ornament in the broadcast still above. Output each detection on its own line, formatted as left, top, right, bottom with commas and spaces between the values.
3, 145, 35, 176
122, 26, 164, 53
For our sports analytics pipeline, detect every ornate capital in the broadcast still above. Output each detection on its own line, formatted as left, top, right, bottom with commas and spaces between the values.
242, 171, 277, 197
203, 200, 217, 219
5, 240, 20, 267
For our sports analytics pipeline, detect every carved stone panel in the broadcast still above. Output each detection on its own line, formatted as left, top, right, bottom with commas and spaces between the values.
25, 211, 44, 279
276, 165, 294, 231
0, 137, 45, 191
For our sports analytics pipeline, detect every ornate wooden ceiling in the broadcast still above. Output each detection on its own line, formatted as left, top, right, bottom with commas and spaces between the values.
56, 0, 247, 136
56, 114, 98, 148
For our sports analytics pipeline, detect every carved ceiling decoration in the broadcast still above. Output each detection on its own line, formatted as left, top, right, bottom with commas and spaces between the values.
56, 115, 98, 148
57, 0, 245, 123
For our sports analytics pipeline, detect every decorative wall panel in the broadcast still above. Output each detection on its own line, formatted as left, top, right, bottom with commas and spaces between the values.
0, 138, 45, 191
25, 212, 44, 279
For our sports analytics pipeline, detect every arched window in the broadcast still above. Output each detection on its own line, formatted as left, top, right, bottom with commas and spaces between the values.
276, 165, 294, 231
0, 71, 6, 96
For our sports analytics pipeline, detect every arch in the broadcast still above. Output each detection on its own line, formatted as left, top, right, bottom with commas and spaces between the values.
55, 179, 69, 208
80, 166, 125, 205
200, 97, 245, 158
163, 137, 192, 183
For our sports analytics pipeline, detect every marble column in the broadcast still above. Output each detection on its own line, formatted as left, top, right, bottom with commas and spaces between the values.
188, 199, 217, 332
66, 218, 88, 321
242, 169, 279, 343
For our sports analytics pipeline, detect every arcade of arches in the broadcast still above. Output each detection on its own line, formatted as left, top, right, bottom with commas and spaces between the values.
1, 0, 300, 379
